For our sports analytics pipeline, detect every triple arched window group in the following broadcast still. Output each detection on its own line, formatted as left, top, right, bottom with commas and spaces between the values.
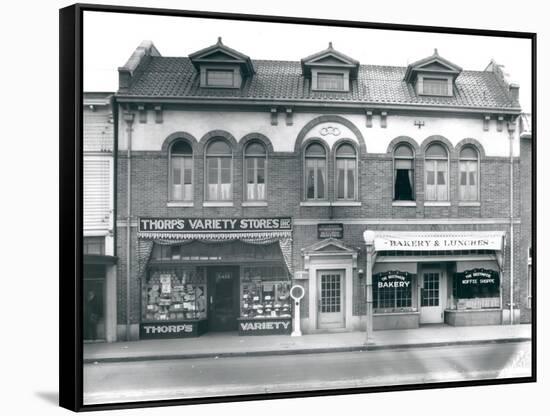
169, 137, 480, 204
393, 142, 480, 202
169, 138, 267, 202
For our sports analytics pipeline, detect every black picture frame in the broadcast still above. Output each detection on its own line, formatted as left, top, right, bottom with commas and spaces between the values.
59, 3, 536, 412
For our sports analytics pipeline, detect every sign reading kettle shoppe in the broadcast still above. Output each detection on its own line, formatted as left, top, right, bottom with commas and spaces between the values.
139, 217, 292, 233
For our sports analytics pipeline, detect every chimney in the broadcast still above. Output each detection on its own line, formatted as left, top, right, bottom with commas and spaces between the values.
509, 83, 520, 102
118, 41, 161, 92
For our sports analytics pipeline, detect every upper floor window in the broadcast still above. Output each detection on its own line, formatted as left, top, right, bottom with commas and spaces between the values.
425, 143, 449, 201
422, 77, 449, 96
393, 144, 415, 201
317, 73, 345, 91
245, 141, 267, 201
83, 236, 105, 255
335, 143, 357, 200
459, 146, 479, 201
206, 69, 235, 87
305, 142, 327, 200
206, 139, 232, 201
170, 140, 193, 201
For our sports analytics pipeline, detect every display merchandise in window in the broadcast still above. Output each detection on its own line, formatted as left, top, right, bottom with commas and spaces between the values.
451, 268, 500, 310
240, 266, 291, 318
144, 269, 207, 321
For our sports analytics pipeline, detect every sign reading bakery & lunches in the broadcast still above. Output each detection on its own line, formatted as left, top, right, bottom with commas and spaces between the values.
372, 231, 505, 252
138, 217, 292, 234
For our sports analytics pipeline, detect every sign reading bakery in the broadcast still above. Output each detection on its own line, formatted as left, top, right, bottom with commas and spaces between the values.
139, 217, 292, 233
371, 231, 505, 252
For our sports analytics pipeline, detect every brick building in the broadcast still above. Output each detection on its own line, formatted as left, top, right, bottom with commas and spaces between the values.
112, 39, 530, 340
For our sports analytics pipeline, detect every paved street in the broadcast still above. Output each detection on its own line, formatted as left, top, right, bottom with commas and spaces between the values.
84, 341, 531, 405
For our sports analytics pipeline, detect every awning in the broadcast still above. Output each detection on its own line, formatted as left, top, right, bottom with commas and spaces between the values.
365, 231, 505, 252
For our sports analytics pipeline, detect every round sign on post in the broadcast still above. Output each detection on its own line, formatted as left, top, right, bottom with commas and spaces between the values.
290, 285, 305, 337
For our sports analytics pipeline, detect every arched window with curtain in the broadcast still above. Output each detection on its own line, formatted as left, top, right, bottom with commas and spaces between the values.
244, 141, 267, 201
169, 140, 193, 201
425, 142, 449, 201
393, 143, 415, 201
459, 145, 479, 201
335, 142, 357, 200
304, 142, 327, 200
205, 138, 232, 201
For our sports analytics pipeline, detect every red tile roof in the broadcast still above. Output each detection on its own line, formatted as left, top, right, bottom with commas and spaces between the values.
117, 57, 520, 110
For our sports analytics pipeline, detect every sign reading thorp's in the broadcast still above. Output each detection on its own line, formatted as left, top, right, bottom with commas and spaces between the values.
139, 217, 292, 233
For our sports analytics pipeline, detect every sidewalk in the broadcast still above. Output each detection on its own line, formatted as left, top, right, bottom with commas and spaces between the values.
84, 324, 531, 363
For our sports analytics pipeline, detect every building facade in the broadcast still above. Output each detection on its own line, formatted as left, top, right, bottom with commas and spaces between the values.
113, 40, 529, 340
83, 92, 117, 342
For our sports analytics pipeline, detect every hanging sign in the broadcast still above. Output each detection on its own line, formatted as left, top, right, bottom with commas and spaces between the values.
371, 231, 504, 252
139, 217, 292, 233
374, 271, 413, 288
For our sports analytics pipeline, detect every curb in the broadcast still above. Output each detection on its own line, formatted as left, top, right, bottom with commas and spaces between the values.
83, 337, 531, 364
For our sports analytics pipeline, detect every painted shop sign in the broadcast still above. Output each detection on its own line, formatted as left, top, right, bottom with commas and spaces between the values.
139, 217, 292, 233
374, 271, 413, 288
318, 223, 344, 239
140, 320, 208, 339
238, 318, 292, 335
457, 269, 499, 286
372, 232, 504, 252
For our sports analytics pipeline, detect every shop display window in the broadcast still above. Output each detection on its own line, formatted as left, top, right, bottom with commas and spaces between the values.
373, 271, 415, 313
451, 268, 500, 310
143, 268, 207, 321
240, 266, 291, 318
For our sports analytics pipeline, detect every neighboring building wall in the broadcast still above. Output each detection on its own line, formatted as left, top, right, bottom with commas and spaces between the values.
519, 114, 532, 323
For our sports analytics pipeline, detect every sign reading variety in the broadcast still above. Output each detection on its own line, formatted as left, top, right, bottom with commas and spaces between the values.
373, 232, 504, 252
139, 217, 292, 233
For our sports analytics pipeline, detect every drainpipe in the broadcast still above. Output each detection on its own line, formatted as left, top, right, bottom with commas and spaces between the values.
508, 119, 516, 325
363, 230, 376, 344
123, 109, 135, 340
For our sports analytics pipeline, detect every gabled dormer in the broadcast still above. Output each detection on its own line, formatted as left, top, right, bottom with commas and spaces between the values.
404, 49, 462, 97
301, 43, 359, 92
189, 37, 255, 89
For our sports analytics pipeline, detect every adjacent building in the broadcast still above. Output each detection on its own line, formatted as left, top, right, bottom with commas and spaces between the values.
111, 39, 529, 340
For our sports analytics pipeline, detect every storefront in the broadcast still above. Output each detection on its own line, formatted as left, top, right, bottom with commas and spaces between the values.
136, 217, 293, 339
364, 230, 506, 330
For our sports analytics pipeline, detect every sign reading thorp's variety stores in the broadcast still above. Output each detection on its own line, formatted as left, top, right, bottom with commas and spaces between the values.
139, 217, 292, 233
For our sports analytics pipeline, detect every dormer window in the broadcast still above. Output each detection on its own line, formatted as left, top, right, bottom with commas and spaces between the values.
404, 49, 462, 98
206, 69, 235, 87
422, 77, 450, 96
317, 72, 345, 91
301, 42, 359, 93
189, 37, 255, 89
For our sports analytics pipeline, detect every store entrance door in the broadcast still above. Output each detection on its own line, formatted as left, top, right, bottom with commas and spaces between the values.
420, 266, 444, 324
317, 270, 345, 329
207, 266, 239, 331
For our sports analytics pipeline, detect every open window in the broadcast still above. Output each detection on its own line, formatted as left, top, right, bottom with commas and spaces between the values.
393, 144, 415, 201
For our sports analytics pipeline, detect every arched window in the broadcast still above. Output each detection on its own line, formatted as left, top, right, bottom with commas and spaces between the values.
459, 146, 479, 201
244, 141, 267, 201
393, 144, 415, 201
335, 143, 357, 200
304, 142, 327, 200
170, 140, 193, 201
206, 139, 232, 201
425, 143, 449, 201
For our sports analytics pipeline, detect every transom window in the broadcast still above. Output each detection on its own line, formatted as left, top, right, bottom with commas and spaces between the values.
425, 143, 449, 201
244, 141, 267, 201
317, 73, 345, 91
393, 144, 415, 201
422, 77, 449, 96
206, 139, 232, 201
305, 142, 327, 200
206, 69, 234, 87
170, 140, 193, 201
335, 143, 357, 200
459, 146, 479, 201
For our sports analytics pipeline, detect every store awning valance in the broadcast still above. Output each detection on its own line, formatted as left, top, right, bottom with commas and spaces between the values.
365, 231, 505, 252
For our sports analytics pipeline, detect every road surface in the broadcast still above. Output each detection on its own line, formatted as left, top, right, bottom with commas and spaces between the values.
84, 341, 531, 405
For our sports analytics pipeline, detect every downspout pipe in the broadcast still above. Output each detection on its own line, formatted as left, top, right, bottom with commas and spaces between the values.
123, 110, 134, 340
508, 119, 516, 325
